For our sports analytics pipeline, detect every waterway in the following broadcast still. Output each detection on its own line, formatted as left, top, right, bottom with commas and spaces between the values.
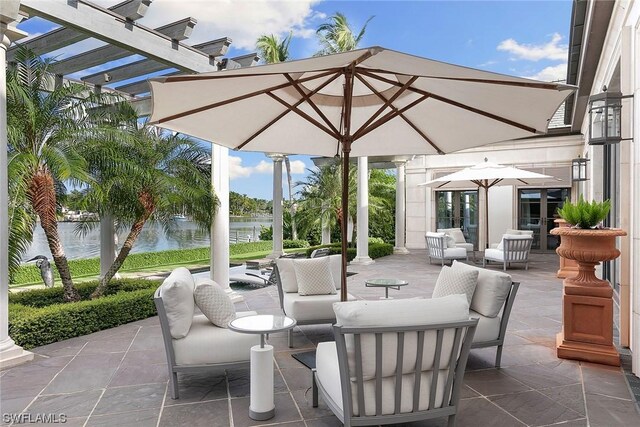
22, 217, 272, 261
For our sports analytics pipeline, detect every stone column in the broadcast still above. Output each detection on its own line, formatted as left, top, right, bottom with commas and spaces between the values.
352, 157, 373, 265
1, 21, 33, 368
210, 144, 242, 302
267, 154, 285, 259
394, 161, 409, 254
321, 201, 331, 245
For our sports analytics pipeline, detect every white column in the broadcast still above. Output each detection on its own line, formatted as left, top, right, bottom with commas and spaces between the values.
1, 21, 33, 368
99, 214, 118, 278
352, 157, 373, 265
321, 201, 331, 244
210, 144, 242, 302
267, 154, 285, 259
394, 162, 409, 254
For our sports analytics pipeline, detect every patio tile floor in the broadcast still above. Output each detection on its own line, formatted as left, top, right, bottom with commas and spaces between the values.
2, 251, 639, 426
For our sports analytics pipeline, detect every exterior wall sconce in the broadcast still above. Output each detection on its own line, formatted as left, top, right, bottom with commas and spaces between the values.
588, 87, 633, 145
572, 156, 589, 182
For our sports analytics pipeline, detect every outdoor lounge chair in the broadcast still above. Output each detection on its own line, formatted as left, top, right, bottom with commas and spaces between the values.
437, 228, 475, 260
425, 232, 468, 266
312, 296, 478, 427
484, 235, 533, 270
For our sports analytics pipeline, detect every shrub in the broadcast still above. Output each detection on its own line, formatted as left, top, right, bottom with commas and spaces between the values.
557, 195, 611, 229
304, 242, 393, 261
283, 239, 310, 249
8, 279, 161, 349
368, 237, 385, 245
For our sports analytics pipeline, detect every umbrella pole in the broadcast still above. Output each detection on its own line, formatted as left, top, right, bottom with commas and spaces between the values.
340, 141, 351, 302
485, 185, 489, 249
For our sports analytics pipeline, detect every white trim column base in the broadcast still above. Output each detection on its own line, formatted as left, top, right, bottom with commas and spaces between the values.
393, 247, 410, 255
0, 339, 33, 369
350, 256, 374, 265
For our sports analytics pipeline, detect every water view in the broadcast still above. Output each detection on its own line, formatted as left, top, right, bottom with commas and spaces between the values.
22, 218, 272, 261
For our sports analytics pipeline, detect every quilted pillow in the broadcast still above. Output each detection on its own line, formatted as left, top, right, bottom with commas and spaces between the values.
193, 280, 236, 328
432, 265, 479, 305
160, 267, 195, 339
293, 257, 337, 296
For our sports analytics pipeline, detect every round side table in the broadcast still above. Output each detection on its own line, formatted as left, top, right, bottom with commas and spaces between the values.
365, 278, 409, 299
229, 314, 296, 420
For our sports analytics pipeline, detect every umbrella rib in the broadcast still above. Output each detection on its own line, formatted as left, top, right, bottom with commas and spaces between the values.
266, 92, 340, 140
284, 73, 340, 136
358, 70, 538, 134
354, 94, 430, 140
354, 73, 444, 154
236, 72, 342, 150
352, 75, 418, 140
152, 70, 338, 124
160, 67, 344, 83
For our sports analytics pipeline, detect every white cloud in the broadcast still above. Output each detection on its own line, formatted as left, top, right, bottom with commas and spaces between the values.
524, 63, 567, 82
93, 0, 321, 51
497, 33, 568, 62
229, 156, 306, 180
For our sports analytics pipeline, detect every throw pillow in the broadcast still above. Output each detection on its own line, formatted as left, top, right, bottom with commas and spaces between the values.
445, 234, 457, 248
276, 258, 298, 293
193, 280, 236, 328
160, 267, 195, 339
432, 265, 479, 305
452, 260, 512, 317
448, 228, 467, 244
293, 257, 337, 296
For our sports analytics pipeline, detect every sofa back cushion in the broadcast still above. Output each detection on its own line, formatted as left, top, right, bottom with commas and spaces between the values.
452, 260, 512, 318
276, 258, 298, 293
333, 295, 469, 380
497, 233, 526, 250
328, 254, 342, 290
433, 265, 478, 305
294, 257, 337, 296
160, 267, 195, 339
194, 280, 236, 328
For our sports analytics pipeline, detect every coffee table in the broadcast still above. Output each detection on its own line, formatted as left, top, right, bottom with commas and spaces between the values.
229, 314, 296, 420
365, 278, 409, 299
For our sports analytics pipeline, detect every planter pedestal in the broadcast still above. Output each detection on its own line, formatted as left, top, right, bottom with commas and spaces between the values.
550, 227, 626, 366
554, 219, 579, 279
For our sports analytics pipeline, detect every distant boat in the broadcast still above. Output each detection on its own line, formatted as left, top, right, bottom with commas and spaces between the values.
172, 214, 187, 221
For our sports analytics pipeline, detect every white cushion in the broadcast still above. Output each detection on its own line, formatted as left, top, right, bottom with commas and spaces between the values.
193, 280, 236, 328
456, 242, 474, 253
283, 292, 355, 322
276, 258, 298, 293
160, 267, 195, 339
433, 265, 478, 305
328, 255, 342, 290
448, 228, 466, 244
497, 234, 523, 250
452, 261, 512, 318
484, 248, 505, 261
172, 313, 259, 365
470, 310, 501, 342
333, 295, 469, 381
443, 247, 467, 259
294, 257, 337, 296
445, 234, 457, 248
506, 229, 534, 237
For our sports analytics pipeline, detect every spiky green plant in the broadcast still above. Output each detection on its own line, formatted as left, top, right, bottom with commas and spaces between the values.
557, 195, 611, 229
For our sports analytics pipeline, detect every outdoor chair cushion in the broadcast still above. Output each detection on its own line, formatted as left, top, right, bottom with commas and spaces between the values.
456, 242, 474, 253
193, 280, 235, 328
172, 312, 259, 365
506, 229, 534, 236
294, 257, 337, 296
432, 265, 478, 305
497, 234, 526, 250
443, 247, 467, 259
437, 228, 467, 244
160, 267, 196, 339
484, 248, 505, 262
469, 310, 501, 342
277, 255, 342, 293
451, 261, 512, 318
283, 292, 354, 322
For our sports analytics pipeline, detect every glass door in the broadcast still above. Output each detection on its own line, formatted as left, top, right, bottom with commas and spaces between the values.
436, 190, 479, 249
518, 188, 570, 251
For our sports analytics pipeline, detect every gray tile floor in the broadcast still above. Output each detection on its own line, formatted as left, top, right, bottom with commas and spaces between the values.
2, 251, 639, 427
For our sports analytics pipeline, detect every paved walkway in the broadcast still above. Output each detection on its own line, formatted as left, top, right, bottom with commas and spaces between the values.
2, 251, 639, 426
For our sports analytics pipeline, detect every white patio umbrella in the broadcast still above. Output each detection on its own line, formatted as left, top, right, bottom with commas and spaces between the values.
148, 46, 575, 301
419, 158, 561, 248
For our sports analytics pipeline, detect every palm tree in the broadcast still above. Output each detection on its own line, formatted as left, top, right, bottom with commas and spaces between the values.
315, 12, 374, 56
82, 121, 216, 298
256, 32, 298, 239
6, 49, 99, 301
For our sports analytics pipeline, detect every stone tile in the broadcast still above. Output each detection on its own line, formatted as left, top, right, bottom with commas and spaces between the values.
513, 328, 561, 347
464, 369, 531, 396
460, 385, 479, 399
231, 392, 302, 427
581, 362, 632, 400
42, 353, 124, 395
280, 366, 313, 391
227, 365, 288, 398
538, 384, 586, 416
87, 408, 160, 427
78, 336, 136, 355
502, 362, 581, 390
128, 327, 165, 352
304, 417, 343, 427
159, 400, 229, 427
1, 356, 73, 396
292, 388, 334, 420
584, 393, 640, 427
275, 350, 310, 370
489, 390, 584, 426
491, 343, 559, 367
0, 396, 37, 415
93, 383, 166, 415
25, 416, 87, 426
32, 338, 88, 358
410, 397, 525, 427
163, 372, 227, 405
540, 419, 587, 427
26, 389, 102, 418
108, 350, 168, 387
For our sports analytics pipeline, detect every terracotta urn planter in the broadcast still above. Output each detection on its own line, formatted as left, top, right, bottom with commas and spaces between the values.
550, 227, 626, 366
553, 219, 579, 279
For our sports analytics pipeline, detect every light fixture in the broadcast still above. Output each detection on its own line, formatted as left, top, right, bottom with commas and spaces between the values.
571, 156, 589, 182
588, 88, 622, 145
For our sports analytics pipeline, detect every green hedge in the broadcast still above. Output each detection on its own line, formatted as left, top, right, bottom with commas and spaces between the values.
13, 240, 311, 285
304, 242, 393, 261
8, 278, 161, 349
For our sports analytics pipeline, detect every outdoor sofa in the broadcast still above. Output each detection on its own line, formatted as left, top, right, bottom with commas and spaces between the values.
425, 232, 468, 265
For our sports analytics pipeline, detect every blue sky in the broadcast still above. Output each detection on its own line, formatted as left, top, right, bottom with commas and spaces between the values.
16, 0, 573, 200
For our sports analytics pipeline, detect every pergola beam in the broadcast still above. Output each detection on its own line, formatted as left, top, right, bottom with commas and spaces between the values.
18, 0, 220, 73
7, 0, 150, 61
83, 58, 170, 85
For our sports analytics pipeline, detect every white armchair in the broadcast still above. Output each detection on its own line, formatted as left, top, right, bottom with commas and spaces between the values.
437, 228, 475, 259
484, 234, 533, 270
425, 232, 468, 266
